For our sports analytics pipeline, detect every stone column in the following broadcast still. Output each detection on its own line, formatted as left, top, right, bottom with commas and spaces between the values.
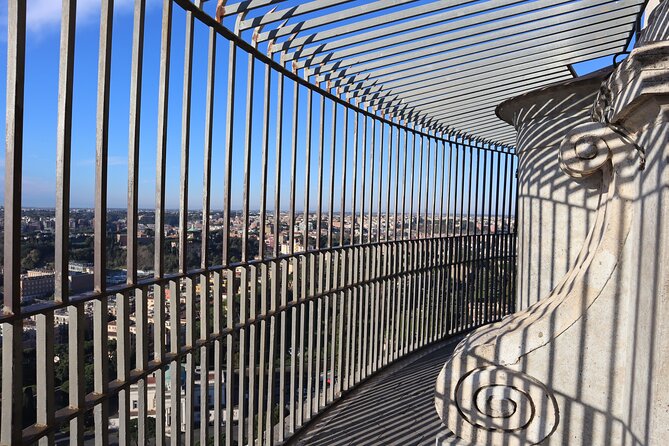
496, 73, 604, 311
435, 3, 669, 444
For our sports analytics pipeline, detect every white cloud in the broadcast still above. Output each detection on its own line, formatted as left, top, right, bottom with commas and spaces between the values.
75, 155, 128, 167
1, 0, 162, 41
26, 0, 136, 32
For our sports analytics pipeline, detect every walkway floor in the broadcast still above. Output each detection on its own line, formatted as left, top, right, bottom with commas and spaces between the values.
292, 336, 464, 446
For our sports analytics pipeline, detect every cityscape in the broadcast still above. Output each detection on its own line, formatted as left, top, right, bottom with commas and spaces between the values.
1, 207, 514, 442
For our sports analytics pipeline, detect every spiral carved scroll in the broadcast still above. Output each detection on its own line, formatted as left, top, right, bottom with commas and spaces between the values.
450, 366, 559, 444
558, 122, 613, 178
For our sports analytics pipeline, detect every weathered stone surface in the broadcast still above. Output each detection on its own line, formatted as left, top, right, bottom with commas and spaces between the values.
496, 73, 605, 311
435, 5, 669, 444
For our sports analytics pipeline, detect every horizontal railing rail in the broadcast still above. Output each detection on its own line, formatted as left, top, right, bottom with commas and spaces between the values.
1, 1, 517, 445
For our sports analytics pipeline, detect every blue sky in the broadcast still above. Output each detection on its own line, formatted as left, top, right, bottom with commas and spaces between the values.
0, 0, 634, 211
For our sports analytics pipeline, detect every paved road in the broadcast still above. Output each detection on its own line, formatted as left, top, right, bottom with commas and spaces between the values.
293, 336, 464, 446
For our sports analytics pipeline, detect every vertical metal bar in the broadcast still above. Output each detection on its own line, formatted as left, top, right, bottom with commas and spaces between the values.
117, 289, 130, 446
52, 1, 75, 442
393, 125, 401, 242
493, 150, 503, 319
297, 257, 306, 425
443, 138, 453, 336
257, 53, 271, 446
407, 129, 416, 351
315, 95, 326, 252
126, 0, 145, 288
416, 134, 424, 347
499, 152, 510, 317
393, 125, 403, 356
351, 112, 359, 245
350, 247, 359, 385
368, 119, 379, 370
321, 270, 330, 405
304, 87, 313, 252
69, 304, 86, 445
488, 148, 497, 320
200, 23, 216, 446
258, 59, 270, 261
169, 279, 181, 446
339, 108, 351, 393
266, 262, 277, 445
257, 264, 268, 443
199, 283, 210, 446
154, 1, 172, 442
357, 121, 364, 381
416, 134, 424, 241
359, 116, 368, 376
184, 278, 196, 446
359, 117, 367, 245
287, 79, 300, 433
349, 113, 359, 384
314, 258, 323, 411
273, 72, 284, 259
180, 5, 195, 443
437, 139, 447, 337
384, 124, 394, 365
278, 259, 288, 440
439, 138, 447, 238
430, 136, 439, 341
335, 252, 344, 397
377, 120, 384, 244
127, 0, 146, 434
93, 1, 114, 443
222, 32, 237, 267
222, 26, 238, 446
407, 129, 415, 241
450, 142, 460, 333
329, 254, 337, 400
472, 145, 481, 327
431, 137, 438, 239
149, 9, 171, 446
225, 270, 234, 446
135, 287, 149, 446
400, 129, 409, 242
513, 154, 519, 314
55, 0, 76, 304
288, 80, 299, 254
247, 266, 257, 446
238, 267, 247, 446
314, 95, 326, 413
368, 118, 375, 247
306, 253, 316, 419
328, 101, 338, 249
385, 125, 393, 241
486, 149, 495, 323
36, 310, 55, 446
507, 152, 516, 315
465, 145, 474, 328
340, 107, 349, 247
476, 146, 486, 324
457, 140, 467, 332
425, 135, 434, 343
242, 50, 255, 263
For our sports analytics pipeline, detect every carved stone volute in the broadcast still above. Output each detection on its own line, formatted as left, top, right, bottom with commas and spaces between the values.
435, 4, 669, 444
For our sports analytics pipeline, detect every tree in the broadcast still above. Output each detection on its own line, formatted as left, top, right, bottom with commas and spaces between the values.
129, 417, 156, 445
21, 248, 41, 270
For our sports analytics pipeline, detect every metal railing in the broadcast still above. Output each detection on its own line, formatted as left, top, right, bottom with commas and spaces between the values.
1, 1, 517, 444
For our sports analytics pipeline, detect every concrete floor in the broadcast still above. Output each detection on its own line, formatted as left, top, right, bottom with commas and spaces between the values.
292, 336, 464, 446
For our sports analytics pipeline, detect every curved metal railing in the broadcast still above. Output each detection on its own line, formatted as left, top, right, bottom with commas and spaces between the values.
1, 1, 517, 444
